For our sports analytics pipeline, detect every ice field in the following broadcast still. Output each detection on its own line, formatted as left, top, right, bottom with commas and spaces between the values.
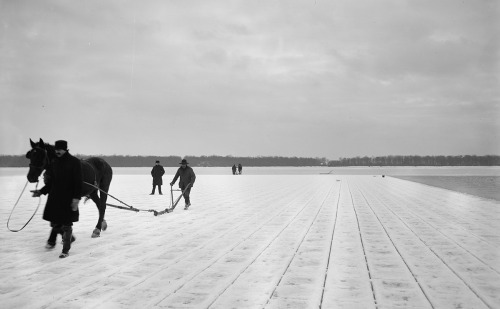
1, 171, 499, 308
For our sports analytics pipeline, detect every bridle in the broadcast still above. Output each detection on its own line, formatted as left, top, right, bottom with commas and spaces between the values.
8, 146, 48, 232
28, 146, 49, 173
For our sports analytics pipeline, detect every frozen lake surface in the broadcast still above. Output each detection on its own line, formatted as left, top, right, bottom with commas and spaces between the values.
1, 169, 499, 308
392, 175, 500, 201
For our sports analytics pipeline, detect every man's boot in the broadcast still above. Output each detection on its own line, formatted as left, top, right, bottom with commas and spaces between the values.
46, 224, 62, 249
60, 225, 73, 258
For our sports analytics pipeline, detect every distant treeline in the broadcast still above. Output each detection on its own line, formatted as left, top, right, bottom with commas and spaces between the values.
0, 154, 327, 167
328, 155, 500, 166
183, 155, 328, 167
1, 154, 498, 167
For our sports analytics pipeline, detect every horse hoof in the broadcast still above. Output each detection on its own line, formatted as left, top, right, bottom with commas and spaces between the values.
102, 220, 108, 231
91, 228, 101, 238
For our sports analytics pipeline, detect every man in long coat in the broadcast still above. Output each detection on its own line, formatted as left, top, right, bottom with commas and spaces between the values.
151, 160, 165, 195
170, 159, 196, 209
32, 140, 82, 258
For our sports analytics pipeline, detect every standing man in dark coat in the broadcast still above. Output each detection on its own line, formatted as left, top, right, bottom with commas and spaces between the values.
238, 163, 242, 175
170, 159, 196, 209
150, 160, 165, 195
232, 164, 237, 175
32, 140, 82, 258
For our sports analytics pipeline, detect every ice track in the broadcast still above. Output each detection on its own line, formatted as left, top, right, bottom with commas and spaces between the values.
1, 174, 499, 308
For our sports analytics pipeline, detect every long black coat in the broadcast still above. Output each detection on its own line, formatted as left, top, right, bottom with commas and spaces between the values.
171, 166, 196, 189
151, 165, 165, 185
40, 152, 82, 223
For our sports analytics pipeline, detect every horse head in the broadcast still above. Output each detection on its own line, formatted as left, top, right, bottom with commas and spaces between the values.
26, 138, 51, 183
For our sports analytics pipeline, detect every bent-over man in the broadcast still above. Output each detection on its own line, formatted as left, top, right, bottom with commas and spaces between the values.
170, 159, 196, 209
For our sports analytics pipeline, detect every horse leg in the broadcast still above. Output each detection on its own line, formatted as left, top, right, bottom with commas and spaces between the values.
89, 191, 105, 238
100, 190, 108, 232
98, 171, 112, 233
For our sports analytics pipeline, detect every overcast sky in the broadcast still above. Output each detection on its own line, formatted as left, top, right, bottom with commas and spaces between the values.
1, 0, 498, 159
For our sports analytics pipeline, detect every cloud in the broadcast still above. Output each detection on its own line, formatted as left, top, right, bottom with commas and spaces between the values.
0, 0, 498, 157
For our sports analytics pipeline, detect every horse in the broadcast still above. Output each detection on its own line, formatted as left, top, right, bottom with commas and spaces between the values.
26, 138, 113, 238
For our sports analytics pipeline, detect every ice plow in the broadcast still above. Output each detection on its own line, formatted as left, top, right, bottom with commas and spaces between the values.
154, 183, 192, 216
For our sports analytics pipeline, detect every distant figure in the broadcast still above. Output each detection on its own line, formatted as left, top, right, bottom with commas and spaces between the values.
232, 164, 237, 175
170, 159, 196, 209
31, 140, 81, 259
150, 160, 165, 195
238, 163, 242, 175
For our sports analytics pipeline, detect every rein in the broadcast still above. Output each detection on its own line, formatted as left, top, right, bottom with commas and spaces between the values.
8, 168, 159, 233
9, 145, 49, 232
7, 181, 42, 232
8, 180, 155, 233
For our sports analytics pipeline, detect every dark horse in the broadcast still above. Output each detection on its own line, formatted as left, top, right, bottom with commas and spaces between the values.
26, 138, 113, 238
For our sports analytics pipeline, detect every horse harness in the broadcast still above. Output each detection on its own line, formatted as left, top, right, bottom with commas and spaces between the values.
28, 146, 49, 172
81, 159, 98, 187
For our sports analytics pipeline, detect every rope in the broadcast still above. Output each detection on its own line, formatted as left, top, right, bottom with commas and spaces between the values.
7, 181, 42, 232
7, 178, 158, 233
82, 181, 156, 213
106, 203, 140, 212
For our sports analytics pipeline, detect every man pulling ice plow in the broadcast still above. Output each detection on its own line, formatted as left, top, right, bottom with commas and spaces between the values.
154, 159, 196, 215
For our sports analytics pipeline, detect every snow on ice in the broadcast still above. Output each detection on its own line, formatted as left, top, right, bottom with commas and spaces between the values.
1, 170, 499, 308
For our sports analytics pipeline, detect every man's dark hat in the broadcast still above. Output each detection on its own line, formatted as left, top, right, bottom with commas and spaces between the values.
54, 140, 68, 150
155, 160, 160, 163
179, 159, 189, 165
